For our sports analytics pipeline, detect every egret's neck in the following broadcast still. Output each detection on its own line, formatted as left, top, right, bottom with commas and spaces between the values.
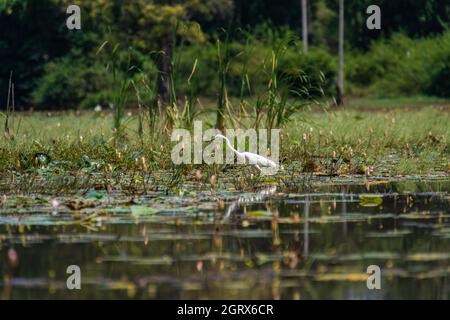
220, 136, 242, 157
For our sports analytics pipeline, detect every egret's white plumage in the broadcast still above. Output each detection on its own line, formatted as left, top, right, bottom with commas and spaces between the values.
214, 134, 277, 172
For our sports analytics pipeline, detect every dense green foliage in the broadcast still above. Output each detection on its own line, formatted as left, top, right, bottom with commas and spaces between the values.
0, 0, 69, 107
347, 31, 450, 97
1, 0, 450, 109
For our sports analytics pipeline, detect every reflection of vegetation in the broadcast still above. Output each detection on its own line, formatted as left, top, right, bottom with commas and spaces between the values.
0, 184, 449, 299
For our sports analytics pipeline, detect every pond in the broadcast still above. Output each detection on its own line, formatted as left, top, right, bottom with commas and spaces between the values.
0, 178, 449, 299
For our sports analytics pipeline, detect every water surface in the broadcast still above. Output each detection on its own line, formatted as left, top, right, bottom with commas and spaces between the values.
0, 179, 449, 299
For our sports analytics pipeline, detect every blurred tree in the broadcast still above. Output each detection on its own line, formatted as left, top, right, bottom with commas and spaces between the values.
310, 0, 336, 50
2, 0, 233, 108
324, 0, 450, 50
233, 0, 450, 50
0, 0, 69, 108
301, 0, 308, 52
234, 0, 302, 31
336, 0, 344, 106
2, 0, 450, 109
57, 0, 232, 104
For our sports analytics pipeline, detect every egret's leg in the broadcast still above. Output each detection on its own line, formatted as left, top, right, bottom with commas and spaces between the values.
255, 164, 262, 172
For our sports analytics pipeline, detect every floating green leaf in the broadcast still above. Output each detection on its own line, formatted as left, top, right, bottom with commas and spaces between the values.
246, 210, 273, 217
359, 194, 383, 207
130, 205, 159, 215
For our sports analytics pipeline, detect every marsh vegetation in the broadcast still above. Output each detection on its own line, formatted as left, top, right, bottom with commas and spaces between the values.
1, 0, 449, 300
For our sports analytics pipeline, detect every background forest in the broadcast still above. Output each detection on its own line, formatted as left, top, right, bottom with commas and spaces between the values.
1, 0, 450, 111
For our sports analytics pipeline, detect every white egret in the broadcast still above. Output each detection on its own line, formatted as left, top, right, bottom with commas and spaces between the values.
214, 134, 277, 172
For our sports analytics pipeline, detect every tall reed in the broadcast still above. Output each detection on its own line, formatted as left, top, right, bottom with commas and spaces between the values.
3, 71, 14, 138
215, 31, 232, 133
97, 41, 132, 141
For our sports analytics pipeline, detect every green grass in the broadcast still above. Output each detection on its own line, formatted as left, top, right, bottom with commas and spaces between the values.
288, 105, 450, 175
348, 96, 450, 109
0, 97, 449, 196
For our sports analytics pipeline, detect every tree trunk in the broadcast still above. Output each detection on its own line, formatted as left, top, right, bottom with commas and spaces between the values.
301, 0, 308, 53
336, 0, 345, 106
157, 33, 173, 106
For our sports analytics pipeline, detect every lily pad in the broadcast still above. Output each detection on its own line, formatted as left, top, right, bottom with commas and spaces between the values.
246, 210, 273, 217
130, 205, 159, 215
359, 194, 383, 207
